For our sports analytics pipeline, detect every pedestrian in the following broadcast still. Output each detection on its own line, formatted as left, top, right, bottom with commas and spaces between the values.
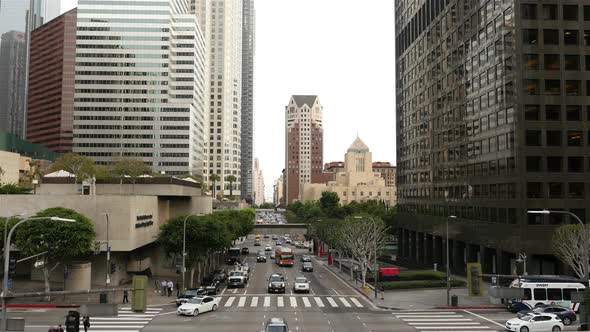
56, 325, 64, 332
48, 326, 55, 332
167, 280, 173, 297
154, 279, 160, 293
175, 281, 180, 297
83, 316, 90, 332
160, 280, 167, 296
123, 289, 129, 304
380, 286, 385, 300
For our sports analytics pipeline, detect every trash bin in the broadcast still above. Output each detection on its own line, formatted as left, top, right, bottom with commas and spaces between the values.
451, 295, 458, 307
99, 292, 108, 304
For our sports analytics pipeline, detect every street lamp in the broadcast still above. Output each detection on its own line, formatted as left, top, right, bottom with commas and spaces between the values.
527, 210, 589, 287
447, 215, 457, 306
3, 213, 28, 256
182, 215, 191, 291
101, 213, 110, 286
1, 216, 76, 332
516, 253, 527, 275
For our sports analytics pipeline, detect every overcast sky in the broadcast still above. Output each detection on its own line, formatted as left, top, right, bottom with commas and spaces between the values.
255, 0, 396, 200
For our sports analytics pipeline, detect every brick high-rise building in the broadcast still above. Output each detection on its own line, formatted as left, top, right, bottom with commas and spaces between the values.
27, 8, 77, 153
284, 95, 324, 204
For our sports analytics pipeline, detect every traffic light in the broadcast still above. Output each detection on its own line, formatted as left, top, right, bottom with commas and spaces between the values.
110, 263, 116, 274
8, 258, 17, 276
467, 262, 482, 296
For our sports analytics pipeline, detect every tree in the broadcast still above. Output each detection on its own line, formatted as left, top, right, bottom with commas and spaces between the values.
51, 154, 96, 184
320, 191, 340, 211
0, 166, 5, 183
14, 207, 95, 301
552, 224, 590, 280
112, 158, 151, 180
24, 160, 44, 186
209, 174, 220, 199
225, 175, 237, 199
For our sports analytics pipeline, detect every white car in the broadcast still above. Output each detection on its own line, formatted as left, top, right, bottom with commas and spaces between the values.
292, 276, 310, 293
176, 296, 220, 316
505, 313, 564, 332
265, 245, 272, 251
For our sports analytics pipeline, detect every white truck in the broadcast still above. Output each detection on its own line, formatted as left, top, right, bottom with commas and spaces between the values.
227, 264, 250, 288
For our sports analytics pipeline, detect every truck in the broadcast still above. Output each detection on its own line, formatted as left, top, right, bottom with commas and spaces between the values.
227, 247, 240, 265
275, 247, 294, 267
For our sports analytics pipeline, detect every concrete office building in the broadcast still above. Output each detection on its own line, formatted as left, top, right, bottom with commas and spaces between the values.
253, 157, 264, 205
395, 0, 590, 275
273, 174, 284, 207
194, 0, 243, 198
372, 162, 397, 188
73, 0, 207, 176
27, 8, 77, 153
0, 31, 27, 139
284, 95, 324, 204
240, 0, 255, 203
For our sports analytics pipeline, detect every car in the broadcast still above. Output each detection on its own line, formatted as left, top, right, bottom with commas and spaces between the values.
263, 317, 288, 332
241, 247, 250, 254
517, 305, 577, 326
175, 289, 206, 306
268, 273, 286, 293
292, 276, 310, 293
265, 245, 272, 251
505, 313, 564, 332
257, 253, 267, 262
285, 239, 291, 244
272, 235, 278, 240
276, 241, 282, 246
300, 255, 311, 263
177, 296, 220, 316
302, 262, 313, 272
270, 252, 276, 259
263, 234, 269, 238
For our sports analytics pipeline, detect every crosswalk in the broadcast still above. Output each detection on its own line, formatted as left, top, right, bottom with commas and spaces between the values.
394, 311, 499, 332
79, 307, 162, 332
218, 295, 365, 310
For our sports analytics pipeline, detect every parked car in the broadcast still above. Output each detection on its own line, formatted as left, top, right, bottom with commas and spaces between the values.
505, 313, 564, 332
268, 273, 286, 293
263, 317, 288, 332
241, 247, 250, 254
177, 296, 220, 316
518, 305, 577, 326
292, 276, 310, 293
302, 262, 313, 272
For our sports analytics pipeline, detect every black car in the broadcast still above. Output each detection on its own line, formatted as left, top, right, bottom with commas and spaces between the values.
257, 251, 267, 262
241, 247, 250, 254
202, 269, 227, 285
268, 273, 286, 293
175, 289, 207, 306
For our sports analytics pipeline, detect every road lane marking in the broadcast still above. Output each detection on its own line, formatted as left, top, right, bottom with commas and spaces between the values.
464, 310, 506, 328
264, 296, 271, 307
116, 314, 155, 318
91, 318, 152, 321
277, 296, 284, 307
251, 296, 258, 307
349, 298, 364, 307
224, 296, 236, 307
302, 297, 311, 307
290, 296, 297, 307
397, 315, 465, 318
393, 311, 457, 315
409, 322, 483, 325
77, 325, 144, 328
326, 297, 338, 308
403, 318, 473, 322
238, 297, 247, 307
314, 297, 325, 307
338, 297, 351, 307
414, 327, 491, 330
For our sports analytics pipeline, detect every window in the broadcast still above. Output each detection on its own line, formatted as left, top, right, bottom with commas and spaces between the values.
565, 30, 579, 45
585, 31, 590, 46
544, 54, 560, 70
569, 183, 585, 198
547, 157, 563, 172
563, 288, 577, 301
545, 80, 561, 95
586, 6, 590, 21
548, 183, 563, 198
533, 288, 547, 300
566, 80, 581, 96
567, 105, 581, 120
524, 105, 540, 120
523, 54, 538, 70
543, 5, 557, 20
543, 29, 559, 45
563, 5, 578, 20
524, 79, 539, 95
526, 130, 541, 146
569, 156, 584, 172
546, 131, 561, 146
527, 182, 544, 198
526, 156, 542, 172
521, 4, 537, 19
548, 288, 562, 300
587, 56, 590, 70
523, 29, 538, 45
567, 131, 583, 146
565, 55, 580, 70
545, 105, 561, 120
523, 288, 532, 300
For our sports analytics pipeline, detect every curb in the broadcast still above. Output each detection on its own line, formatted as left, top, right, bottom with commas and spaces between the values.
322, 262, 375, 303
377, 305, 402, 310
435, 306, 506, 310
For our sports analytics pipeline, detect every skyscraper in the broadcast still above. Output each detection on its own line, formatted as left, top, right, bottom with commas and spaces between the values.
240, 0, 255, 203
193, 0, 243, 198
0, 30, 26, 139
73, 0, 207, 176
395, 0, 590, 275
284, 95, 324, 204
253, 157, 264, 205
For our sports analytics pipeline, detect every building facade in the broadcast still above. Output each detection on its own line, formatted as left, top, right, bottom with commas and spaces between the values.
27, 8, 77, 154
301, 137, 396, 206
284, 95, 324, 204
395, 0, 590, 275
194, 0, 243, 197
0, 31, 27, 139
253, 157, 264, 205
372, 162, 397, 188
273, 174, 284, 207
73, 0, 207, 176
240, 0, 255, 202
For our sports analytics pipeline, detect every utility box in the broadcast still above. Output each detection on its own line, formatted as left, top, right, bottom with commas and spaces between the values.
451, 295, 458, 307
131, 275, 147, 312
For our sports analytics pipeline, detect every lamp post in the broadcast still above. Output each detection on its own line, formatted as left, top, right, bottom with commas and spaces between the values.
3, 213, 27, 257
447, 215, 457, 306
516, 253, 527, 275
101, 213, 110, 286
182, 215, 191, 291
1, 216, 76, 332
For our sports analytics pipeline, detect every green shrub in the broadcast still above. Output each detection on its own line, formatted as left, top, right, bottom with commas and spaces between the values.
377, 280, 465, 290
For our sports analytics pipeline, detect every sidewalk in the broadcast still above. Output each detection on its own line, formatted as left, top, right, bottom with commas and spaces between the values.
322, 259, 503, 310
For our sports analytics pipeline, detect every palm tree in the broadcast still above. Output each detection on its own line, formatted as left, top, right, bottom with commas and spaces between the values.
210, 174, 220, 200
226, 175, 237, 200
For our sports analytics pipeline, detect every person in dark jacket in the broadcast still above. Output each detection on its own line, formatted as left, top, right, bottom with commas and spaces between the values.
123, 290, 129, 304
83, 316, 90, 332
56, 325, 64, 332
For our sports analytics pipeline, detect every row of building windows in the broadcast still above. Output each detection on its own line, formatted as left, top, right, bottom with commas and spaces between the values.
520, 4, 590, 22
525, 130, 588, 147
527, 182, 586, 199
524, 54, 590, 71
526, 156, 590, 173
522, 28, 590, 46
523, 79, 590, 96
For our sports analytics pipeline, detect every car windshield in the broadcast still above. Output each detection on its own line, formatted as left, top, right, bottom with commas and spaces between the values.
230, 272, 244, 277
181, 290, 199, 297
270, 275, 284, 282
520, 315, 534, 322
188, 298, 203, 304
265, 326, 287, 332
304, 262, 312, 266
295, 277, 307, 283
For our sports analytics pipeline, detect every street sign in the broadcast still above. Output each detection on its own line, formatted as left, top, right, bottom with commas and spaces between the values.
34, 259, 44, 268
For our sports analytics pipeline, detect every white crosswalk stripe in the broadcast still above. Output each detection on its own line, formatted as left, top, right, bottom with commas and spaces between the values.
338, 297, 351, 307
277, 296, 284, 307
326, 297, 338, 308
350, 297, 363, 308
302, 297, 311, 307
216, 295, 364, 309
78, 307, 161, 332
224, 296, 236, 307
264, 296, 271, 307
394, 311, 499, 332
314, 297, 325, 307
289, 296, 297, 307
237, 297, 247, 307
250, 296, 258, 307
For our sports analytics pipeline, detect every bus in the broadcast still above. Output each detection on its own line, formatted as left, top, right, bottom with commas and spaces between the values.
227, 247, 241, 265
505, 278, 586, 312
275, 247, 294, 267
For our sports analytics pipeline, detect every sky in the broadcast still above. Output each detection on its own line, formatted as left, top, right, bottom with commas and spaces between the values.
254, 0, 396, 201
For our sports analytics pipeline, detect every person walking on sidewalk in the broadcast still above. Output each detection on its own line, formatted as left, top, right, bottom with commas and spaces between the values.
380, 286, 385, 300
160, 280, 167, 296
83, 316, 90, 332
123, 289, 129, 304
56, 325, 64, 332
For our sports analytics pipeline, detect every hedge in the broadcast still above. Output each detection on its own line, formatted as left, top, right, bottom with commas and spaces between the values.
377, 280, 465, 290
365, 270, 446, 282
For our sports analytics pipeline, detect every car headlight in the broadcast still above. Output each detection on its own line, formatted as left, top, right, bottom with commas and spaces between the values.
268, 283, 272, 287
